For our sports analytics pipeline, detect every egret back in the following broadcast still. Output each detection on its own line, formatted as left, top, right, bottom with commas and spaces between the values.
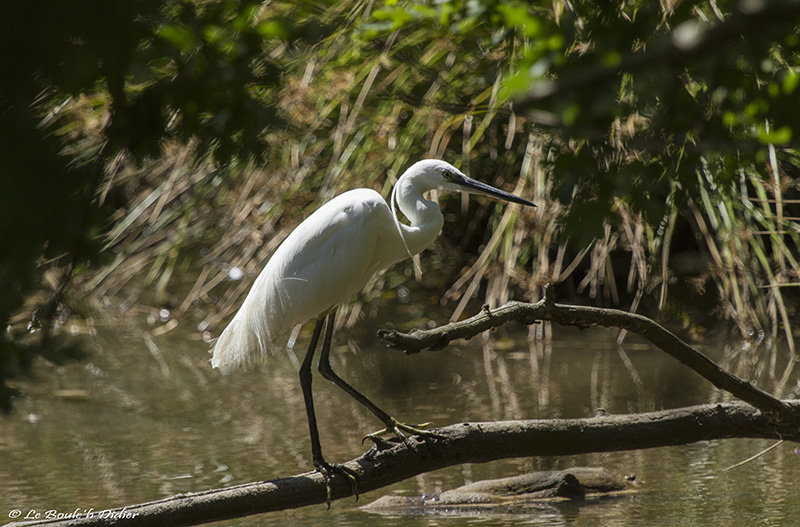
211, 188, 407, 375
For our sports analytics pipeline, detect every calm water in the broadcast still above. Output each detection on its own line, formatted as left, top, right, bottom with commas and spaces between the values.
1, 306, 798, 526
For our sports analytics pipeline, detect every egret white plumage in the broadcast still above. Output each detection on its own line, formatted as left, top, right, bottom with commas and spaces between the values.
211, 159, 534, 499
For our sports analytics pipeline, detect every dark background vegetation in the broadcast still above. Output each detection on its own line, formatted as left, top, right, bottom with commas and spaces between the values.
1, 0, 798, 411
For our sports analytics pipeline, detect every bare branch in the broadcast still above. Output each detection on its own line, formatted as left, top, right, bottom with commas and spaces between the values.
377, 286, 797, 425
9, 401, 799, 527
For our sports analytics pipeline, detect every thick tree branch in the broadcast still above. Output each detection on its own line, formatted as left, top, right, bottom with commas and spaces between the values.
377, 286, 797, 426
9, 401, 800, 527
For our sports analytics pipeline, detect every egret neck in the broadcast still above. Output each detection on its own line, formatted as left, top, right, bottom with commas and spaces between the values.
390, 169, 446, 258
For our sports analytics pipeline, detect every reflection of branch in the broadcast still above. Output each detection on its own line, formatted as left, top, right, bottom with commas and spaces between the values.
378, 285, 797, 425
10, 401, 800, 527
517, 0, 800, 109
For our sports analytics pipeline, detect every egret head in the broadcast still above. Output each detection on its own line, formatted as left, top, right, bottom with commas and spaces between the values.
406, 159, 535, 207
391, 158, 535, 269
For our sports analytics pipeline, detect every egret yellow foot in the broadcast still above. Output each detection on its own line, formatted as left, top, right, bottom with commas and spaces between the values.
363, 417, 446, 444
314, 459, 359, 509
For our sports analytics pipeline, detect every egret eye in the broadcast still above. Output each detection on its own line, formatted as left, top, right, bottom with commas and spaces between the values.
441, 169, 457, 181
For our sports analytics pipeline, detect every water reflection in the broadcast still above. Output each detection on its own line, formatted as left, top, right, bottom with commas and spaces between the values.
1, 310, 797, 526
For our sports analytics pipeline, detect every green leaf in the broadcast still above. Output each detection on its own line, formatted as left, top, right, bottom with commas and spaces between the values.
257, 20, 290, 40
562, 103, 580, 126
783, 70, 799, 94
157, 25, 195, 52
372, 6, 415, 30
757, 124, 792, 145
497, 3, 541, 38
203, 25, 226, 44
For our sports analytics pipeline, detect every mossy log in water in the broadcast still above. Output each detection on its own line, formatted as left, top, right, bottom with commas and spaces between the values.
361, 467, 638, 514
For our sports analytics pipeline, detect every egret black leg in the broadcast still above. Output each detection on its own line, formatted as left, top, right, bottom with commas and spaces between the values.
299, 317, 326, 464
317, 311, 394, 424
317, 312, 444, 444
298, 316, 358, 507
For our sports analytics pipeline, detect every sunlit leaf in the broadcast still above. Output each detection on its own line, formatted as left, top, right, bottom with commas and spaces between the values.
157, 25, 195, 51
257, 20, 290, 39
757, 124, 792, 145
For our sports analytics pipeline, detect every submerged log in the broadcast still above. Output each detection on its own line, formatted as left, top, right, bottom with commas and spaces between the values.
361, 467, 638, 514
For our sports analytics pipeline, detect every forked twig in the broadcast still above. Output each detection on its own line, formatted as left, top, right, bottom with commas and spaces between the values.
378, 284, 798, 426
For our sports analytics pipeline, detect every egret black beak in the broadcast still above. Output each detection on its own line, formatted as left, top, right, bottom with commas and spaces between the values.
457, 175, 536, 207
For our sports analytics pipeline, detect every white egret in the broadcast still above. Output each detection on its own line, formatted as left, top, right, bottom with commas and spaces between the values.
211, 159, 534, 498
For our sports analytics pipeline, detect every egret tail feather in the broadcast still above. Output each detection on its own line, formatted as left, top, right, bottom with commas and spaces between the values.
210, 297, 274, 375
